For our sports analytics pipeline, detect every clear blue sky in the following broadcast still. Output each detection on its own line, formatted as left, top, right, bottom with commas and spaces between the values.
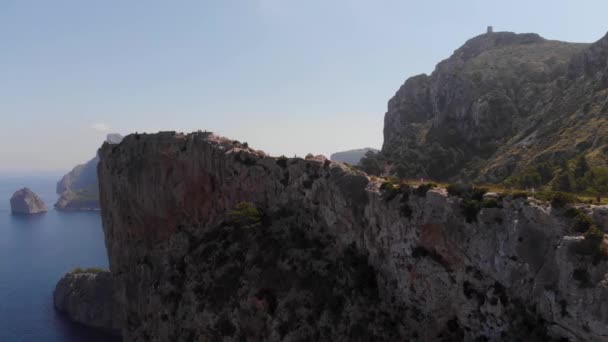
1, 0, 607, 172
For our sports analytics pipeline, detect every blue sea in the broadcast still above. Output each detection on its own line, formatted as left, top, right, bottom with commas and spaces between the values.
0, 174, 120, 342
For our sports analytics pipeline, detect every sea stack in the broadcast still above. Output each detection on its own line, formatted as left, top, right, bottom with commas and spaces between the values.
10, 188, 48, 215
53, 269, 120, 335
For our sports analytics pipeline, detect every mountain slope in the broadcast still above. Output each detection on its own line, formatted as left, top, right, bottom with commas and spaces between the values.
379, 30, 608, 183
55, 156, 100, 210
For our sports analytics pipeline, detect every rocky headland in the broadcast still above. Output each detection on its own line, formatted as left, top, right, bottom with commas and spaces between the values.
55, 134, 123, 211
72, 131, 608, 341
10, 188, 48, 215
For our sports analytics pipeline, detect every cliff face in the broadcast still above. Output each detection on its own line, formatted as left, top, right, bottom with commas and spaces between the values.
381, 31, 608, 181
99, 132, 608, 341
10, 188, 48, 214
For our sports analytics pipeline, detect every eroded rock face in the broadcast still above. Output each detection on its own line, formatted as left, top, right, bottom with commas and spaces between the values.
381, 30, 608, 182
10, 188, 47, 214
53, 270, 120, 335
98, 132, 608, 341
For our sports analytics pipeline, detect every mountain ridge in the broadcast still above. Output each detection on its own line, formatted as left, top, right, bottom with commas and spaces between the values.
376, 30, 607, 184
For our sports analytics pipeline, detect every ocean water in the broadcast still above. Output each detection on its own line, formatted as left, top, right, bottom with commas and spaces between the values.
0, 174, 120, 342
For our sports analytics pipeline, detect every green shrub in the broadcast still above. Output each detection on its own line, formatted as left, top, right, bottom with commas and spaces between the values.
380, 180, 411, 203
447, 184, 492, 222
482, 198, 500, 208
379, 181, 395, 192
446, 183, 467, 197
71, 267, 106, 274
532, 191, 579, 208
505, 162, 556, 188
446, 183, 488, 200
510, 191, 529, 200
550, 192, 578, 208
570, 225, 608, 263
564, 208, 593, 233
228, 202, 261, 228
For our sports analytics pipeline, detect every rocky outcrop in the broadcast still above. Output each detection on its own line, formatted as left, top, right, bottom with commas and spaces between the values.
56, 156, 99, 197
53, 269, 120, 335
330, 147, 378, 165
10, 188, 47, 214
55, 134, 123, 211
380, 30, 608, 182
98, 132, 608, 341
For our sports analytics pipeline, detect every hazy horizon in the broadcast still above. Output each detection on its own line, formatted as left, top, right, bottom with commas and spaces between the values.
2, 0, 608, 172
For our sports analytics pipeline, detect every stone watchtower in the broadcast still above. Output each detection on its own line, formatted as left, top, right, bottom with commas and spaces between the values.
487, 26, 493, 34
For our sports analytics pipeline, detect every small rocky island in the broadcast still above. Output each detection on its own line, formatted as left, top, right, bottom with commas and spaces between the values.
10, 188, 48, 215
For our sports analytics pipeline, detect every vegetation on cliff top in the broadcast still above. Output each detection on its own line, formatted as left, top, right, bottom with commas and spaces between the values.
228, 202, 262, 229
71, 267, 107, 274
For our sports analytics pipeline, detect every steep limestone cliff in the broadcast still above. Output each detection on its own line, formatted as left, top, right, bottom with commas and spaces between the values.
380, 30, 608, 182
98, 132, 608, 341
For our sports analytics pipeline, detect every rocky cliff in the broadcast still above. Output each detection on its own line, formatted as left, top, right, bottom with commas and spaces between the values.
380, 30, 608, 182
55, 156, 100, 211
53, 269, 120, 335
10, 188, 48, 214
56, 134, 123, 211
98, 132, 608, 341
